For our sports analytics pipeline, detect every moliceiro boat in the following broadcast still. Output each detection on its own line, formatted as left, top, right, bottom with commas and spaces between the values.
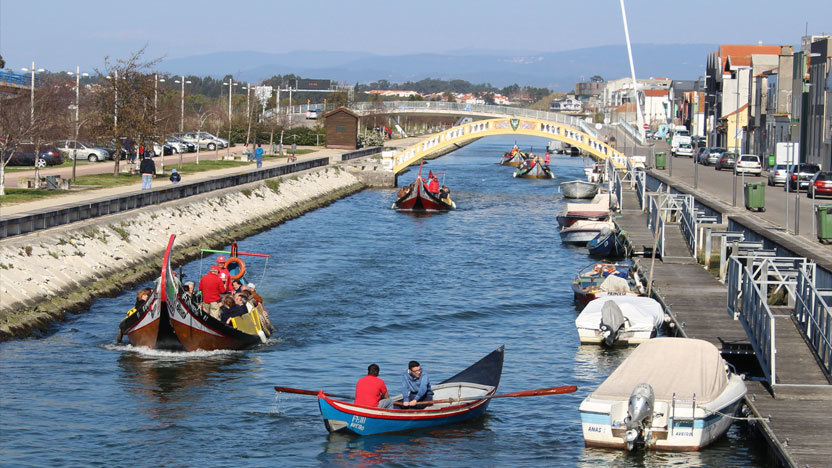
392, 163, 455, 212
118, 235, 272, 352
560, 179, 599, 199
580, 338, 747, 451
499, 145, 527, 166
513, 156, 554, 179
318, 346, 505, 436
574, 296, 666, 346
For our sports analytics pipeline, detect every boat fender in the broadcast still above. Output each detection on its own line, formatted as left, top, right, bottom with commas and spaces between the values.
225, 257, 246, 280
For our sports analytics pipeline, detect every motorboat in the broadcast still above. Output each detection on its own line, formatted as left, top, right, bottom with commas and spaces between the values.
317, 347, 504, 435
560, 179, 599, 199
571, 262, 645, 306
556, 193, 610, 227
579, 338, 747, 451
574, 296, 665, 346
560, 220, 616, 246
587, 226, 629, 258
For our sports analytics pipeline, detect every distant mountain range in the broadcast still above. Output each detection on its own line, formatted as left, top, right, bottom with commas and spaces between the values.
158, 44, 716, 90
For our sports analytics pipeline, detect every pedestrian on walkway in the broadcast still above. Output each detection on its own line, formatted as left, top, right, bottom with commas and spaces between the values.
140, 155, 156, 190
254, 144, 264, 169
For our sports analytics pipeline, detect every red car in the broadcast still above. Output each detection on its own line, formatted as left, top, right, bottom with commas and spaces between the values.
809, 171, 832, 198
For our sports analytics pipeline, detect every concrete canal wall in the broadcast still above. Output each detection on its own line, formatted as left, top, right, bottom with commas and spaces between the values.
0, 167, 364, 341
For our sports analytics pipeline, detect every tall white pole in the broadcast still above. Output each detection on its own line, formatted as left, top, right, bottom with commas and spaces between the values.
114, 70, 118, 131
619, 0, 644, 141
30, 61, 35, 124
180, 75, 185, 134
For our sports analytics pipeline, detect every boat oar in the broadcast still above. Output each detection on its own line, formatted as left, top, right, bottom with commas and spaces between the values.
394, 385, 578, 407
273, 386, 353, 400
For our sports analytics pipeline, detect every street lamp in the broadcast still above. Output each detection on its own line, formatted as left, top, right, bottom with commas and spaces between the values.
104, 70, 119, 132
66, 66, 89, 183
173, 76, 192, 134
732, 71, 744, 207
223, 78, 239, 158
21, 61, 45, 124
154, 74, 166, 173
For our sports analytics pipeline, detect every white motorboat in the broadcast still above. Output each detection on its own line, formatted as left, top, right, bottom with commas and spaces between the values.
579, 338, 747, 451
561, 179, 599, 199
574, 296, 665, 346
560, 220, 615, 246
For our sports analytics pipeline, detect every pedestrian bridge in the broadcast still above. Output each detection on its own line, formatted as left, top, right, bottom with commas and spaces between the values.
382, 115, 627, 174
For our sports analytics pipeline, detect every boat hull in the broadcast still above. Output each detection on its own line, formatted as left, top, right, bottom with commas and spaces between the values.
557, 212, 610, 227
393, 179, 455, 212
587, 230, 627, 257
561, 180, 599, 199
513, 164, 554, 179
317, 346, 504, 436
579, 384, 744, 451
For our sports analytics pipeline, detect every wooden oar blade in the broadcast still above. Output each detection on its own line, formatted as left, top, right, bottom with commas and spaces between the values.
498, 385, 578, 398
274, 386, 319, 396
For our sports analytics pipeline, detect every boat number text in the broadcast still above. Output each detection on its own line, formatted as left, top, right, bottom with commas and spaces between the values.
674, 430, 693, 437
350, 415, 366, 431
587, 426, 603, 433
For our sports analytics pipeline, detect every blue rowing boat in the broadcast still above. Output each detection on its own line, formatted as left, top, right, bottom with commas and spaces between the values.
317, 346, 504, 435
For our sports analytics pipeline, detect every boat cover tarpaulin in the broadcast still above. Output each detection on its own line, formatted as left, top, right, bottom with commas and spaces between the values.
566, 193, 610, 213
598, 274, 630, 292
575, 296, 663, 332
590, 338, 728, 404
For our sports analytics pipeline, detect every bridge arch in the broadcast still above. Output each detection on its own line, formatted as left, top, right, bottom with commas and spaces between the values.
386, 117, 626, 174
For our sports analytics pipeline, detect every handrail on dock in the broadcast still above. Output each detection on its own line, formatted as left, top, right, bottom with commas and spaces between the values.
794, 269, 832, 378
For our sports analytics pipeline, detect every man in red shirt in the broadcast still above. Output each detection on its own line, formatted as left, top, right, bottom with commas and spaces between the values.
216, 256, 232, 290
354, 364, 393, 409
199, 266, 226, 319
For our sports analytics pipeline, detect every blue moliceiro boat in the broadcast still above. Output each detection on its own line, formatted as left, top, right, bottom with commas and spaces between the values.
318, 346, 504, 436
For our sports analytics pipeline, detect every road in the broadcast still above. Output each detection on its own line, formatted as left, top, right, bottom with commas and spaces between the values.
605, 124, 827, 246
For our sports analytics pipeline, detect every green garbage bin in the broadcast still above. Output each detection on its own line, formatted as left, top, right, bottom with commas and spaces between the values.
655, 152, 666, 170
767, 154, 775, 167
816, 205, 832, 243
744, 181, 766, 212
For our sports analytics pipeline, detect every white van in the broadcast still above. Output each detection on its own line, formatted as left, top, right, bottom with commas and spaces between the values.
671, 130, 691, 150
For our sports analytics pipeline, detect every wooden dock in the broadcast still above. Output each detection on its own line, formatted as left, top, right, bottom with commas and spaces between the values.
615, 187, 832, 468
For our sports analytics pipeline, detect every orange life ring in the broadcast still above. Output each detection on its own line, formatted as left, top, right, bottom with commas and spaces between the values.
225, 257, 246, 280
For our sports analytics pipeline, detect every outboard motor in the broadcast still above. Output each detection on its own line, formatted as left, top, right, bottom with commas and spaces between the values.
599, 300, 626, 346
624, 383, 655, 450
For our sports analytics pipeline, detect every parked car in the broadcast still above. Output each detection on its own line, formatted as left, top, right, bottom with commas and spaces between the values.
715, 152, 737, 170
180, 132, 227, 150
734, 154, 762, 176
767, 164, 789, 186
3, 143, 64, 166
809, 171, 832, 198
54, 140, 111, 162
785, 163, 821, 191
694, 146, 708, 163
674, 142, 694, 157
702, 147, 726, 166
165, 138, 191, 153
305, 109, 321, 120
692, 136, 707, 148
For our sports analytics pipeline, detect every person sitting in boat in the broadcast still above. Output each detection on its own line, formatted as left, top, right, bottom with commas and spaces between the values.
216, 256, 232, 290
355, 363, 394, 409
220, 293, 249, 325
231, 279, 244, 294
544, 152, 551, 165
401, 360, 434, 408
397, 183, 413, 199
117, 287, 153, 342
427, 171, 439, 194
528, 157, 537, 169
199, 266, 227, 320
438, 185, 450, 201
243, 283, 275, 334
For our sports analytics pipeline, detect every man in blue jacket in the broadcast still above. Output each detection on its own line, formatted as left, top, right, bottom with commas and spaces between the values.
401, 360, 434, 407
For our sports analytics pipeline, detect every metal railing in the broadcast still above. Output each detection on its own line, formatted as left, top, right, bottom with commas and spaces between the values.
0, 71, 40, 87
794, 269, 832, 378
727, 256, 777, 385
618, 118, 645, 145
634, 170, 646, 209
347, 101, 598, 138
679, 195, 698, 256
340, 146, 384, 162
647, 195, 666, 258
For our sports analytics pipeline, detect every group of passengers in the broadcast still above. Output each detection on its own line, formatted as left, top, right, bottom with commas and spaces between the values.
198, 255, 274, 334
396, 170, 451, 202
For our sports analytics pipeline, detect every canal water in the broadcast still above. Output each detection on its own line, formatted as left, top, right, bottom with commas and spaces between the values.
0, 136, 771, 467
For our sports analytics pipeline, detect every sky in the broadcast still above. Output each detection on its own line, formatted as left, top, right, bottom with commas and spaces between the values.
1, 0, 829, 73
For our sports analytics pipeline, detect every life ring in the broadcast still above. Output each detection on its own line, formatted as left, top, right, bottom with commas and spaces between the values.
225, 257, 246, 280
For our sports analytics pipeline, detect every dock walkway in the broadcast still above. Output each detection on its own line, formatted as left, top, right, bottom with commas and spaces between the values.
615, 187, 832, 468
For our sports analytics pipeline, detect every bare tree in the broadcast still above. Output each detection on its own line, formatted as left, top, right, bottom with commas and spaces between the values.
0, 94, 35, 195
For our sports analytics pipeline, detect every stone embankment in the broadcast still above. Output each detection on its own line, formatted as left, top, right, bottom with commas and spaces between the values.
0, 167, 363, 340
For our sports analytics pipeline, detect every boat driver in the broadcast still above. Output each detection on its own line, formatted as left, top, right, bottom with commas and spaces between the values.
216, 256, 232, 290
401, 360, 434, 408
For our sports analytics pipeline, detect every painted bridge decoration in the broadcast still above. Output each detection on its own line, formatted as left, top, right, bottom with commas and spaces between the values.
384, 116, 628, 174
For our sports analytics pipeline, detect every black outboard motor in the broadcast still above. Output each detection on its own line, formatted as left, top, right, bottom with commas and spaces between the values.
599, 300, 626, 346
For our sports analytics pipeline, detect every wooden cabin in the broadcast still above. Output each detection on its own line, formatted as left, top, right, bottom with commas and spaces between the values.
323, 106, 359, 149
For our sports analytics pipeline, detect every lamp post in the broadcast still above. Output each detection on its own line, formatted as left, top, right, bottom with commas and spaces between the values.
223, 78, 239, 159
154, 74, 166, 173
104, 70, 121, 164
66, 67, 89, 183
173, 76, 192, 134
732, 72, 742, 207
21, 61, 45, 125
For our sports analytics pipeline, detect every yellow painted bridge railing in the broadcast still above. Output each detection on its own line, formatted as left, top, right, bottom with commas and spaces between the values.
385, 117, 628, 174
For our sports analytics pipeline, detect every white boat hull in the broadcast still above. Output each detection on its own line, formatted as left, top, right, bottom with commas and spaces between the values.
561, 180, 599, 199
575, 296, 664, 346
579, 375, 746, 451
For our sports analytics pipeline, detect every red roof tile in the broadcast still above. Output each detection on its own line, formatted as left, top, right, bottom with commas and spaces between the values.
643, 89, 669, 97
719, 44, 782, 72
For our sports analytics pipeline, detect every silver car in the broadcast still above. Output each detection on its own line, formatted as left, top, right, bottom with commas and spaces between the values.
55, 140, 111, 162
767, 164, 788, 186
